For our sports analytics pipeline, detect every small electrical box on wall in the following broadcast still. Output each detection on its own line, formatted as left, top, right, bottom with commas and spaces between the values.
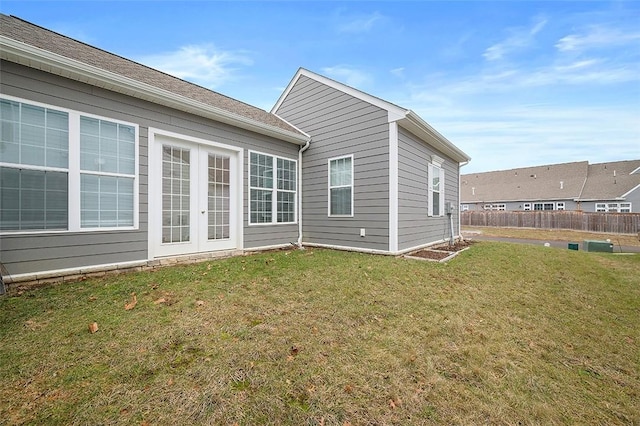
445, 202, 455, 215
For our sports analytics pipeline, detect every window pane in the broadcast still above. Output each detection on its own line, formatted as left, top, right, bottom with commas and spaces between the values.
250, 188, 272, 223
330, 187, 352, 216
277, 191, 295, 223
160, 145, 189, 241
277, 158, 297, 191
81, 174, 134, 228
0, 167, 68, 230
80, 117, 135, 174
0, 99, 69, 168
250, 152, 273, 189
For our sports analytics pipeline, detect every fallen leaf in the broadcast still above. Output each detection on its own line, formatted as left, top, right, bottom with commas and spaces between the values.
344, 384, 354, 393
124, 293, 137, 310
153, 298, 166, 305
290, 346, 299, 356
389, 399, 396, 409
88, 322, 99, 333
88, 296, 97, 302
196, 300, 205, 306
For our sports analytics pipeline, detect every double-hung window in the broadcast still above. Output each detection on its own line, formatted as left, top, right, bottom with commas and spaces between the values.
428, 159, 444, 216
0, 99, 69, 230
328, 155, 353, 217
249, 151, 297, 225
0, 96, 138, 233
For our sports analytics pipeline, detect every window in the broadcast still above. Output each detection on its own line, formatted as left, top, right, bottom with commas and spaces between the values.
523, 203, 532, 211
0, 96, 138, 233
80, 117, 136, 228
596, 202, 632, 213
556, 202, 565, 211
461, 204, 469, 211
328, 155, 353, 217
0, 99, 69, 230
483, 204, 506, 211
428, 162, 444, 216
249, 151, 296, 224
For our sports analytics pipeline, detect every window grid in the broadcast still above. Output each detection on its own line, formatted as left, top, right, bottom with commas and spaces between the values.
161, 145, 190, 243
207, 154, 230, 240
249, 151, 296, 225
329, 156, 353, 217
0, 99, 69, 169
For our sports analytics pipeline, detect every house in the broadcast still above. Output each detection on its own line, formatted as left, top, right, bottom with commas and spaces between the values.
0, 15, 470, 286
460, 160, 640, 212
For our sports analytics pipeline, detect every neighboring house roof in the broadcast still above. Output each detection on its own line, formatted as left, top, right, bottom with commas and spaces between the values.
272, 68, 471, 164
579, 160, 640, 201
0, 14, 308, 145
461, 159, 640, 204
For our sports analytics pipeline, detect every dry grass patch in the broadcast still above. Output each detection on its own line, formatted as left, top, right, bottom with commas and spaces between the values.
463, 225, 640, 247
1, 245, 639, 425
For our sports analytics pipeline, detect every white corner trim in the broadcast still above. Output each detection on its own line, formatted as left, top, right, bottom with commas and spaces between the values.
0, 36, 307, 145
389, 122, 399, 253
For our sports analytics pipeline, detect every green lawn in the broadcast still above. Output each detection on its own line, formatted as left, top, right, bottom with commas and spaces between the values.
1, 243, 639, 425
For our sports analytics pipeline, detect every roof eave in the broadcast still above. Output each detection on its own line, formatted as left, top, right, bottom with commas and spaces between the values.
0, 36, 308, 145
399, 111, 471, 164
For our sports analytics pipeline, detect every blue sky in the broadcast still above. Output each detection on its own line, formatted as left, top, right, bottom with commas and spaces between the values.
2, 1, 638, 173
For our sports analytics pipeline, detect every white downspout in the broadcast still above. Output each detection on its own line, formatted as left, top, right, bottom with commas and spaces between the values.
297, 137, 311, 247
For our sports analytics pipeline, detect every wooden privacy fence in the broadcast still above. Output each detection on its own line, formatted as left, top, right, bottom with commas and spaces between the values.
461, 211, 640, 234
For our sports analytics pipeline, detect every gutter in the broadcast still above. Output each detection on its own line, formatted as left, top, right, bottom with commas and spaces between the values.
0, 36, 309, 145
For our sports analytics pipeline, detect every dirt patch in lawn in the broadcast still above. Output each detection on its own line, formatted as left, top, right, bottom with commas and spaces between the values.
406, 239, 475, 261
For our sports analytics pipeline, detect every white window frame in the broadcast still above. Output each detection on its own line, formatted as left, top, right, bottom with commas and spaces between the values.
556, 202, 565, 211
428, 159, 445, 217
328, 154, 354, 218
0, 95, 139, 235
523, 203, 532, 211
248, 150, 297, 226
461, 204, 469, 212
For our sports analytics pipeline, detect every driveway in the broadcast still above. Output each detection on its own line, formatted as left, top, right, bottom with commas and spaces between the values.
462, 233, 640, 254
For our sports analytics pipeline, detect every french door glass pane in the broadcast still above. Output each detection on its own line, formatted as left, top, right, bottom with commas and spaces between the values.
208, 153, 230, 240
161, 145, 190, 243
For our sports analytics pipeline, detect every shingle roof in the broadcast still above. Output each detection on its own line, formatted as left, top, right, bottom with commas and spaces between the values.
461, 161, 588, 203
461, 160, 640, 203
0, 14, 303, 137
579, 160, 640, 200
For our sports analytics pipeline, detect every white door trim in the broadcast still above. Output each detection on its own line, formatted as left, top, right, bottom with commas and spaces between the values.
148, 128, 244, 259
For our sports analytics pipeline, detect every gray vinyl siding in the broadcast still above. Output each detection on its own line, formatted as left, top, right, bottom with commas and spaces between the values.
275, 75, 390, 251
0, 61, 297, 276
397, 127, 460, 251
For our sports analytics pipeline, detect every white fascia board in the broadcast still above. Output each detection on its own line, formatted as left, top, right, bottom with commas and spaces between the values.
399, 111, 471, 164
0, 36, 308, 146
272, 68, 407, 120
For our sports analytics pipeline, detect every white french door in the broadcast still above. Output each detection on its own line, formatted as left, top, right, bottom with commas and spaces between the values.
149, 132, 241, 258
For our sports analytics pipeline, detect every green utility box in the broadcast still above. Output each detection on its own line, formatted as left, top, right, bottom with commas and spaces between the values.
582, 240, 614, 253
568, 243, 579, 251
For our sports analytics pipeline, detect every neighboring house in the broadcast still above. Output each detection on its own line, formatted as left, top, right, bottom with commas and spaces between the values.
461, 160, 640, 213
0, 15, 470, 284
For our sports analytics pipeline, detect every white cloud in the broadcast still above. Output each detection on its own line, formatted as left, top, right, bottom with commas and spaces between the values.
321, 65, 373, 89
556, 25, 640, 52
483, 17, 547, 61
138, 44, 252, 89
337, 11, 384, 33
390, 67, 405, 78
